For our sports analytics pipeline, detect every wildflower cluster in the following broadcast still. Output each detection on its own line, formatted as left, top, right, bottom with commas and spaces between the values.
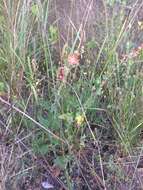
121, 43, 143, 61
57, 51, 80, 82
75, 114, 85, 127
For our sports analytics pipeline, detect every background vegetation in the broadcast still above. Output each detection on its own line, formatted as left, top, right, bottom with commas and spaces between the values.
0, 0, 143, 189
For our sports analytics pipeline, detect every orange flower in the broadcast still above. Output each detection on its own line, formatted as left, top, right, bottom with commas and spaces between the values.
68, 52, 80, 66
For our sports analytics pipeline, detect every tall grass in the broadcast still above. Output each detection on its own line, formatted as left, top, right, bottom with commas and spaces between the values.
0, 0, 143, 189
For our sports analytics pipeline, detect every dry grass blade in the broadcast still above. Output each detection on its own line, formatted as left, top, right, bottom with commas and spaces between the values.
0, 96, 66, 144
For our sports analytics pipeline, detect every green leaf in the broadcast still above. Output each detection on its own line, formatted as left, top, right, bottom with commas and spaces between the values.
31, 4, 39, 17
0, 82, 5, 92
38, 112, 59, 130
0, 16, 4, 24
49, 25, 58, 43
86, 40, 96, 50
58, 113, 73, 124
54, 156, 71, 169
38, 144, 49, 155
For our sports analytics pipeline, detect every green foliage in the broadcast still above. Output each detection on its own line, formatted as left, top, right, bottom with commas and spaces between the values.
86, 40, 97, 50
58, 113, 74, 125
37, 99, 60, 130
49, 25, 59, 44
105, 48, 143, 151
32, 132, 49, 155
1, 1, 143, 187
54, 155, 72, 170
106, 0, 127, 6
0, 81, 5, 92
31, 4, 39, 17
